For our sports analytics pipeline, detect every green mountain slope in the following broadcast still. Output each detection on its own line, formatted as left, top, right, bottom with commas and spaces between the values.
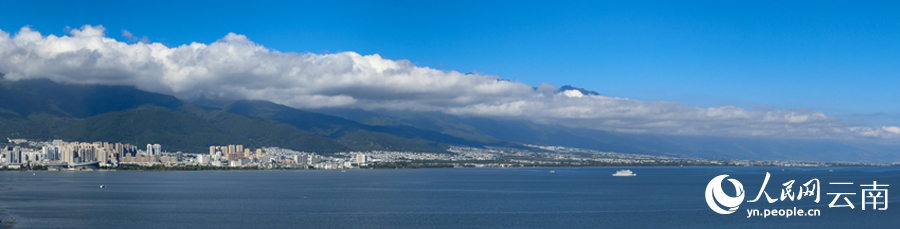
1, 79, 183, 118
59, 104, 348, 154
223, 100, 513, 153
0, 79, 471, 154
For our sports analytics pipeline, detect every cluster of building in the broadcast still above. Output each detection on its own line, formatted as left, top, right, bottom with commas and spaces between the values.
1, 139, 184, 169
207, 146, 365, 169
1, 139, 373, 170
5, 137, 872, 171
200, 145, 265, 167
207, 145, 263, 161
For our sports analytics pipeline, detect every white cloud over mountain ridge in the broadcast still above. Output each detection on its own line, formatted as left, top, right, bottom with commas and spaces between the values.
0, 25, 897, 142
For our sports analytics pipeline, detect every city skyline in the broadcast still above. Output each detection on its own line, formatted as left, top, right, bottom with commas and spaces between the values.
5, 138, 866, 172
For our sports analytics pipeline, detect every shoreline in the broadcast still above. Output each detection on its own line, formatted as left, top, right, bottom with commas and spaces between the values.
0, 163, 894, 172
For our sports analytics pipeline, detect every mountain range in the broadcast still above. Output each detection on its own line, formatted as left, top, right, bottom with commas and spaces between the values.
1, 78, 898, 162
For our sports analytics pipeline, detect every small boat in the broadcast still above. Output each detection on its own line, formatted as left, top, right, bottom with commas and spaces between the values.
549, 170, 555, 173
612, 169, 636, 177
100, 185, 106, 189
829, 169, 833, 172
341, 170, 346, 173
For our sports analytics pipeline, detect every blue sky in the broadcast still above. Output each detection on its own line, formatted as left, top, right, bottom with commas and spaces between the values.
2, 0, 899, 126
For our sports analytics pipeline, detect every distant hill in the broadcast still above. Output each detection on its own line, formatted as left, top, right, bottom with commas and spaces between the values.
1, 79, 183, 118
312, 107, 900, 163
223, 100, 521, 153
2, 78, 899, 162
0, 80, 423, 153
0, 79, 505, 154
59, 104, 347, 153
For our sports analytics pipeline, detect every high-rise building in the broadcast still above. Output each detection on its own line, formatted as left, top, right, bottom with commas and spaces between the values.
298, 155, 308, 165
236, 145, 243, 156
197, 154, 207, 164
308, 154, 321, 164
55, 141, 135, 164
7, 147, 20, 164
153, 144, 161, 155
97, 148, 108, 166
244, 148, 250, 158
40, 147, 48, 161
356, 153, 367, 165
114, 143, 124, 161
41, 146, 60, 161
209, 146, 216, 156
255, 149, 262, 158
1, 146, 9, 163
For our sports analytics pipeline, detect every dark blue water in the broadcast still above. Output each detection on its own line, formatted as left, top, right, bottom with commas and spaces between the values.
0, 167, 897, 228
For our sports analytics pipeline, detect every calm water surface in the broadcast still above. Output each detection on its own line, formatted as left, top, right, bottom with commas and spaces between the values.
0, 167, 897, 228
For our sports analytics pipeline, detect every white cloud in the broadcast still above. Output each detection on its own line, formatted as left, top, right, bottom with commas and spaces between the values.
882, 126, 900, 134
562, 90, 584, 98
0, 25, 897, 142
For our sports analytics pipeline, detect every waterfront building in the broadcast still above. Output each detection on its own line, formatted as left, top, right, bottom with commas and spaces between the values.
160, 155, 178, 163
42, 146, 60, 161
356, 153, 367, 165
196, 155, 207, 165
7, 147, 21, 164
59, 141, 139, 164
145, 144, 162, 155
59, 142, 96, 164
308, 154, 321, 164
153, 144, 161, 155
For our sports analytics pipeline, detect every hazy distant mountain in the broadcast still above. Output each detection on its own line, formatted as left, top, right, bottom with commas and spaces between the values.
0, 79, 185, 142
2, 79, 899, 162
312, 107, 900, 163
0, 79, 437, 154
0, 79, 510, 154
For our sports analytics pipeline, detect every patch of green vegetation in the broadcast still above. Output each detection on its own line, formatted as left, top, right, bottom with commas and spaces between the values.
58, 104, 348, 154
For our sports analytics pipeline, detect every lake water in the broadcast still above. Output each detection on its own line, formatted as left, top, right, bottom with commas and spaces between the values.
0, 167, 897, 228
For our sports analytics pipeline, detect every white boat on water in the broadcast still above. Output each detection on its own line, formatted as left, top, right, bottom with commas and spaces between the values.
612, 170, 636, 177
